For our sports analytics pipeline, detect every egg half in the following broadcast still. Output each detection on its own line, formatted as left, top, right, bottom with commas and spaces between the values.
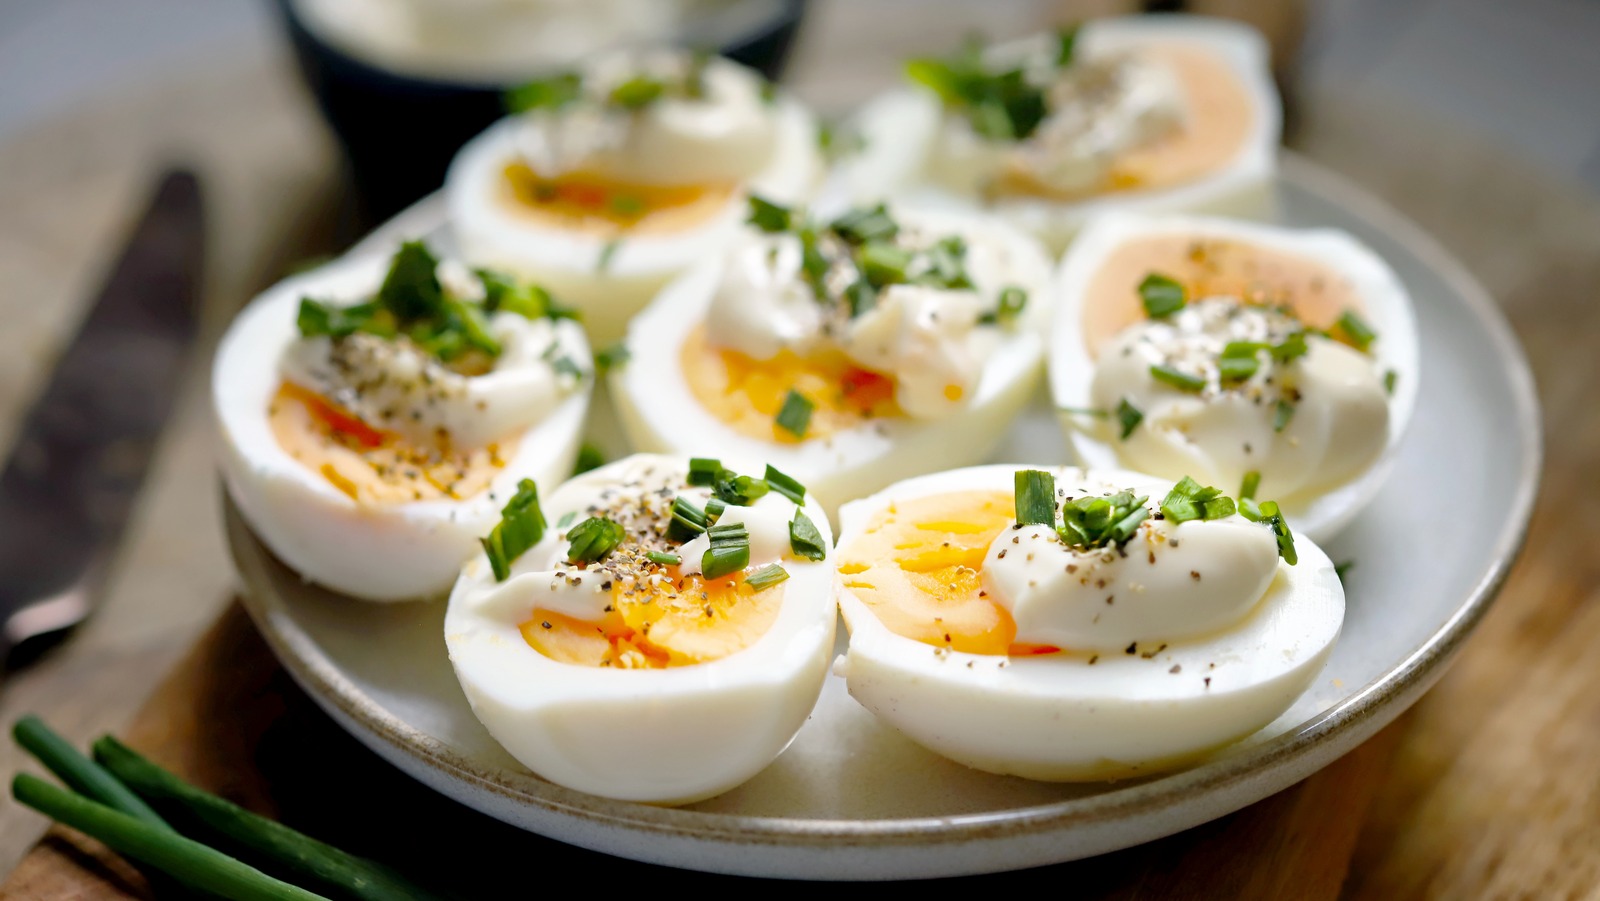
447, 52, 822, 344
444, 453, 838, 804
833, 464, 1343, 781
1050, 213, 1419, 541
610, 203, 1054, 514
214, 248, 593, 601
831, 15, 1280, 251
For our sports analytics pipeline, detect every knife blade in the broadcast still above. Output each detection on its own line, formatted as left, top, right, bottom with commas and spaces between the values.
0, 170, 203, 668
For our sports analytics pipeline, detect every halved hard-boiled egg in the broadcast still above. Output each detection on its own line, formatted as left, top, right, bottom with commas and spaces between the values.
611, 197, 1054, 513
833, 464, 1342, 781
215, 241, 592, 601
1050, 213, 1419, 541
444, 453, 837, 804
832, 16, 1279, 251
447, 48, 822, 344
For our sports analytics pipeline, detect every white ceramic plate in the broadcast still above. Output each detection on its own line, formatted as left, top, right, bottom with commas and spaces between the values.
226, 155, 1539, 881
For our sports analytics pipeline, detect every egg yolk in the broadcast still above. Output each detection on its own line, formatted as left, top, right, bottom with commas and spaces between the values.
680, 324, 900, 442
521, 569, 783, 668
1079, 236, 1364, 359
502, 162, 738, 238
836, 490, 1060, 657
268, 382, 512, 504
995, 44, 1254, 201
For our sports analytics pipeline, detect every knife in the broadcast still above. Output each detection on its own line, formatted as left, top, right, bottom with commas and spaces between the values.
0, 170, 204, 670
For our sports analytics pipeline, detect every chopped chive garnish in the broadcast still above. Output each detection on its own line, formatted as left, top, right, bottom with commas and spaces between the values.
714, 473, 770, 507
830, 203, 898, 245
1334, 309, 1378, 352
1271, 330, 1310, 363
702, 522, 751, 580
1240, 470, 1261, 501
687, 457, 724, 486
764, 465, 806, 504
1334, 560, 1354, 583
1058, 490, 1150, 551
479, 479, 546, 581
917, 235, 975, 291
992, 286, 1028, 327
1014, 469, 1057, 527
747, 195, 794, 233
556, 511, 577, 529
1055, 24, 1079, 65
1139, 273, 1186, 318
1201, 496, 1237, 520
646, 551, 681, 566
596, 239, 621, 273
776, 390, 814, 438
1151, 364, 1207, 393
1273, 399, 1296, 432
595, 343, 630, 374
1058, 405, 1108, 418
666, 496, 708, 542
505, 72, 582, 112
1160, 476, 1225, 525
1384, 369, 1398, 395
551, 355, 584, 380
744, 563, 790, 591
608, 74, 665, 109
905, 35, 1052, 140
565, 516, 624, 564
1221, 341, 1269, 359
1239, 497, 1263, 521
1259, 500, 1298, 565
1116, 398, 1143, 440
844, 279, 877, 317
857, 241, 915, 288
572, 442, 604, 475
1218, 355, 1259, 382
705, 497, 727, 522
789, 510, 827, 561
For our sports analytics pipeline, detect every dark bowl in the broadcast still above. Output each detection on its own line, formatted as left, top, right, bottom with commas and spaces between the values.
271, 0, 809, 224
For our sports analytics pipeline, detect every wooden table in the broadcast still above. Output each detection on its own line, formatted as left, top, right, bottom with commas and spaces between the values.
2, 3, 1597, 897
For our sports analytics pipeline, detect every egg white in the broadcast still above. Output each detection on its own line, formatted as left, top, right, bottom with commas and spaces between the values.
443, 453, 838, 805
214, 251, 593, 602
829, 15, 1280, 251
446, 95, 821, 345
833, 464, 1344, 781
1049, 213, 1419, 542
609, 208, 1054, 516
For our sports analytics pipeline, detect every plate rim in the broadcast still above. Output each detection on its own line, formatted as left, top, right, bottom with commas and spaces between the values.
228, 152, 1542, 852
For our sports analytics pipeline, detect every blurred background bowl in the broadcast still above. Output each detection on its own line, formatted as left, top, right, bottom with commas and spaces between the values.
270, 0, 809, 223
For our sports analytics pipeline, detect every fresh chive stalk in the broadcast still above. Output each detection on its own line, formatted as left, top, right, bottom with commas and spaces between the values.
646, 551, 681, 566
775, 390, 814, 438
480, 479, 546, 582
1139, 273, 1186, 318
702, 523, 751, 580
1273, 399, 1296, 433
713, 474, 770, 507
1014, 470, 1056, 526
1334, 309, 1378, 352
12, 774, 331, 901
92, 737, 444, 901
1150, 364, 1207, 393
788, 511, 828, 561
746, 195, 793, 233
687, 457, 723, 486
763, 465, 806, 504
1116, 398, 1143, 440
666, 496, 708, 542
572, 442, 604, 476
565, 517, 624, 564
594, 343, 630, 375
744, 564, 789, 591
1240, 470, 1261, 501
992, 286, 1028, 327
12, 716, 166, 828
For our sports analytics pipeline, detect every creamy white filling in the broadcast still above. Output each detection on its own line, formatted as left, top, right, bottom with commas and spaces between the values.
512, 52, 777, 186
279, 310, 580, 451
980, 490, 1279, 651
928, 49, 1186, 196
840, 284, 985, 419
1090, 298, 1389, 499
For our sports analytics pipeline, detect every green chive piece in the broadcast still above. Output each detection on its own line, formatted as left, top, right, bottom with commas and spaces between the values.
1274, 399, 1296, 432
1271, 330, 1309, 362
1058, 491, 1150, 551
904, 37, 1050, 140
764, 465, 806, 504
1056, 25, 1079, 65
12, 774, 330, 901
687, 457, 724, 486
1151, 364, 1207, 393
704, 496, 727, 523
505, 72, 582, 113
744, 563, 790, 591
776, 390, 814, 438
1160, 476, 1227, 525
565, 516, 625, 564
1116, 398, 1144, 440
1334, 560, 1355, 583
1258, 500, 1298, 565
608, 74, 665, 109
702, 523, 751, 580
480, 479, 546, 582
1059, 405, 1108, 418
714, 473, 770, 507
596, 239, 621, 273
1201, 496, 1237, 520
1240, 470, 1261, 501
1384, 369, 1398, 395
646, 551, 681, 566
1334, 309, 1378, 352
595, 343, 630, 375
1014, 470, 1057, 527
1239, 498, 1264, 522
572, 442, 604, 476
1139, 272, 1186, 318
917, 235, 974, 291
844, 279, 878, 317
830, 204, 899, 245
993, 286, 1028, 327
747, 195, 793, 233
857, 241, 915, 288
556, 511, 577, 529
1218, 355, 1260, 383
788, 510, 827, 561
12, 717, 167, 828
666, 496, 708, 543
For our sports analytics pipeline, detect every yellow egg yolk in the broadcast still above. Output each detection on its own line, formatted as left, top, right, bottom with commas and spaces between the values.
1079, 236, 1365, 360
269, 382, 511, 504
502, 162, 738, 238
837, 490, 1061, 657
520, 569, 784, 668
680, 323, 901, 442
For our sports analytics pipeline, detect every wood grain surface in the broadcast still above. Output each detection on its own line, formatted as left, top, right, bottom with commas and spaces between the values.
4, 1, 1599, 897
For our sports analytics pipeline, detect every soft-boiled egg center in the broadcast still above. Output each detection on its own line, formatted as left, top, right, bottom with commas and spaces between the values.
836, 490, 1063, 656
1080, 234, 1362, 358
999, 44, 1253, 201
520, 569, 782, 669
268, 381, 512, 504
501, 161, 738, 238
680, 323, 902, 442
